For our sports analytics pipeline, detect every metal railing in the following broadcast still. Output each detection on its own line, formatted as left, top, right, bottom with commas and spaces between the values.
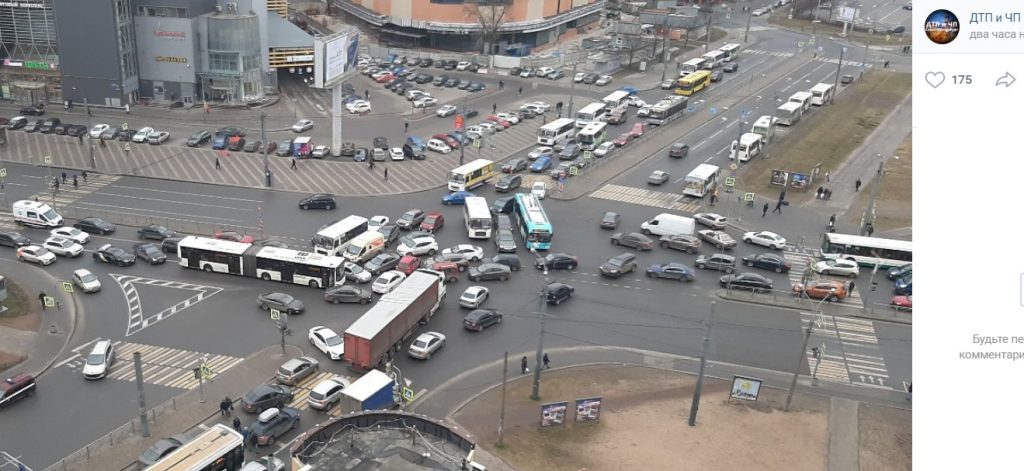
56, 206, 263, 241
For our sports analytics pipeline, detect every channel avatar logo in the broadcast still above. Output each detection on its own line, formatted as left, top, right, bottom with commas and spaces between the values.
924, 9, 959, 44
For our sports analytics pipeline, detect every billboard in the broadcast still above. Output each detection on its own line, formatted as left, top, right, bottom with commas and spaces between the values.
575, 397, 602, 422
540, 401, 568, 427
314, 29, 359, 88
730, 375, 763, 401
837, 7, 857, 23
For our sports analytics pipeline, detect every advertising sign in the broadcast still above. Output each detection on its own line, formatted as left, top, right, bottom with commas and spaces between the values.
730, 375, 763, 401
315, 30, 359, 88
770, 169, 790, 186
540, 401, 568, 427
575, 397, 602, 422
789, 172, 810, 190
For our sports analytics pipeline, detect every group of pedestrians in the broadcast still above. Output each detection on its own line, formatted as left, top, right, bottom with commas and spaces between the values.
520, 353, 552, 374
220, 397, 259, 450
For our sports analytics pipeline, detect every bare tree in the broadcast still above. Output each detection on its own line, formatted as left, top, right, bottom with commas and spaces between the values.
619, 33, 654, 68
466, 0, 510, 56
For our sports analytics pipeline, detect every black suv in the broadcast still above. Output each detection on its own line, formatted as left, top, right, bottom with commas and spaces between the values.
19, 106, 44, 116
0, 231, 30, 248
242, 384, 294, 413
299, 193, 336, 210
545, 282, 574, 305
250, 407, 300, 446
599, 252, 638, 278
396, 209, 425, 229
186, 130, 212, 147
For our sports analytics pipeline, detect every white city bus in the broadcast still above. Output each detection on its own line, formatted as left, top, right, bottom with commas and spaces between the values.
789, 91, 813, 112
701, 50, 727, 69
821, 233, 912, 269
682, 164, 721, 198
574, 102, 608, 128
147, 424, 244, 471
809, 82, 834, 105
776, 102, 803, 126
313, 215, 369, 256
680, 57, 708, 75
448, 158, 496, 191
463, 196, 493, 239
178, 236, 345, 288
718, 43, 742, 61
537, 117, 576, 145
575, 121, 608, 150
751, 115, 778, 144
602, 90, 631, 111
730, 133, 763, 162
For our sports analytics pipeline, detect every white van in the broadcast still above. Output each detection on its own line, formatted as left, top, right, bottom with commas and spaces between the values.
82, 339, 115, 380
640, 213, 695, 237
343, 231, 386, 263
13, 200, 63, 228
427, 138, 451, 154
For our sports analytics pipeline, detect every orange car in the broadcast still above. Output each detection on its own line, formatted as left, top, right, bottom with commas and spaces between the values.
792, 280, 848, 302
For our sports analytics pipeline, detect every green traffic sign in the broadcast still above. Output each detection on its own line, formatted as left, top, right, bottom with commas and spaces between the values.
61, 281, 73, 293
569, 166, 579, 176
724, 177, 736, 187
43, 296, 55, 308
744, 192, 755, 201
402, 387, 415, 401
583, 151, 593, 160
270, 309, 281, 320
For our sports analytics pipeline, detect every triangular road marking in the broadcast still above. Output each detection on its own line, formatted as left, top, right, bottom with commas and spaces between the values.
109, 274, 223, 336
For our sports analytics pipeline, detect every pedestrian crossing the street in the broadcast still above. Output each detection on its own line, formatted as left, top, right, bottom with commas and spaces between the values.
589, 184, 703, 213
784, 250, 864, 308
58, 341, 243, 390
801, 312, 892, 389
28, 173, 121, 209
744, 49, 871, 68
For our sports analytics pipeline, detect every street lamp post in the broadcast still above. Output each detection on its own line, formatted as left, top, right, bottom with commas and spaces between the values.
785, 289, 834, 409
529, 248, 549, 401
84, 98, 96, 169
861, 154, 895, 235
831, 47, 846, 105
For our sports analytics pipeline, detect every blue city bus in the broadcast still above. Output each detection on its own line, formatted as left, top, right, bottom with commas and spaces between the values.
513, 193, 553, 250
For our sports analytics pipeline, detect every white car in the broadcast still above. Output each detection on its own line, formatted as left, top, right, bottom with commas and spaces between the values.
456, 61, 471, 71
496, 112, 520, 124
368, 215, 390, 231
408, 331, 446, 360
397, 236, 438, 257
813, 259, 861, 278
460, 285, 489, 308
389, 147, 405, 160
531, 181, 547, 199
16, 245, 56, 265
51, 227, 90, 244
147, 131, 170, 144
535, 67, 554, 77
43, 237, 84, 257
406, 89, 427, 101
372, 271, 407, 294
594, 141, 616, 157
694, 212, 728, 230
291, 119, 314, 133
637, 105, 653, 117
427, 138, 451, 154
346, 100, 371, 114
627, 96, 647, 107
477, 122, 497, 134
752, 8, 765, 16
413, 96, 437, 108
311, 145, 331, 158
436, 105, 458, 117
442, 244, 484, 262
132, 127, 155, 143
465, 129, 482, 141
524, 101, 551, 113
595, 75, 613, 86
89, 124, 110, 138
743, 231, 787, 250
528, 146, 552, 160
82, 339, 115, 380
72, 268, 102, 293
343, 261, 372, 283
308, 326, 345, 360
573, 72, 586, 82
307, 376, 351, 410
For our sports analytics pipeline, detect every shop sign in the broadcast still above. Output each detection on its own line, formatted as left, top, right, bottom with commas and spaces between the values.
155, 56, 188, 63
286, 55, 314, 62
154, 30, 186, 40
4, 59, 55, 69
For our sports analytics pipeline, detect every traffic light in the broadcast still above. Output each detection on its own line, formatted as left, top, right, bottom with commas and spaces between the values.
392, 381, 402, 404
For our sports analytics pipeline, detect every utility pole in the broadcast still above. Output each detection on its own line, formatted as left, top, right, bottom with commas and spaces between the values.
832, 47, 845, 104
784, 322, 814, 411
530, 248, 549, 401
567, 61, 578, 119
497, 351, 509, 446
43, 154, 54, 208
277, 312, 289, 355
863, 29, 872, 68
703, 7, 713, 45
85, 98, 95, 169
688, 301, 715, 426
134, 351, 150, 438
744, 1, 753, 42
197, 356, 206, 403
861, 154, 891, 235
260, 111, 269, 187
660, 14, 671, 83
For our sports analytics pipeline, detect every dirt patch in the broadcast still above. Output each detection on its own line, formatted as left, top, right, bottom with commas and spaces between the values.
0, 280, 41, 331
845, 132, 911, 232
0, 351, 27, 373
859, 403, 912, 470
740, 71, 911, 202
454, 365, 830, 471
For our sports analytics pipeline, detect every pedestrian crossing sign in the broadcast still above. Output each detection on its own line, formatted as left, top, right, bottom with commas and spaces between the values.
569, 166, 579, 176
473, 139, 481, 149
43, 296, 55, 308
122, 123, 129, 131
270, 309, 281, 320
744, 192, 755, 201
201, 364, 213, 379
583, 151, 593, 160
43, 155, 52, 165
61, 281, 73, 293
402, 387, 415, 402
724, 177, 736, 187
124, 143, 131, 152
0, 168, 7, 178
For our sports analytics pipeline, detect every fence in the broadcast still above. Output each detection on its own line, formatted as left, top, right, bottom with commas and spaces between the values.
55, 206, 263, 241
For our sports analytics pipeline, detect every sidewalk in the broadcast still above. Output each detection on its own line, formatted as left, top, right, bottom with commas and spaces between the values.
0, 260, 77, 379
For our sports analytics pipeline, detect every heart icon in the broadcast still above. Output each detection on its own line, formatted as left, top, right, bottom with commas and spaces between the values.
925, 71, 945, 88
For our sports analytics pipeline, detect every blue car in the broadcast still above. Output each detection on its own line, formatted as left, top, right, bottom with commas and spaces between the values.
448, 132, 466, 145
211, 134, 228, 150
618, 86, 639, 95
530, 155, 553, 173
893, 275, 912, 295
442, 191, 476, 205
406, 136, 426, 152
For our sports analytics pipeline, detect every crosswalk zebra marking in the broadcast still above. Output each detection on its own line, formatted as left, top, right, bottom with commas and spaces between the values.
589, 184, 702, 213
802, 313, 892, 389
58, 340, 243, 390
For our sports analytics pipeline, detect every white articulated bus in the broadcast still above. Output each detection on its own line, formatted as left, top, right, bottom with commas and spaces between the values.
751, 115, 778, 144
575, 102, 608, 128
776, 102, 803, 126
718, 43, 742, 61
602, 90, 631, 111
809, 83, 835, 105
789, 91, 813, 112
731, 133, 764, 162
178, 236, 345, 288
701, 50, 727, 69
463, 196, 493, 239
313, 215, 369, 256
680, 57, 708, 75
682, 164, 721, 198
537, 118, 576, 145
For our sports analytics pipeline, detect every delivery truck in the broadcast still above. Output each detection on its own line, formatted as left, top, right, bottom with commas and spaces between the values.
343, 269, 446, 371
338, 369, 397, 414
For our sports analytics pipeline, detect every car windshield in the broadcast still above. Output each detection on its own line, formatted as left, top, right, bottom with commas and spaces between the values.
86, 353, 105, 365
412, 340, 428, 348
144, 247, 160, 256
325, 335, 342, 346
80, 273, 97, 282
42, 209, 58, 220
499, 233, 514, 242
345, 244, 362, 256
309, 390, 326, 400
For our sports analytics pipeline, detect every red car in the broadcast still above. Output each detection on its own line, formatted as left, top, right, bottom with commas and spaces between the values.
486, 115, 511, 129
420, 212, 445, 232
613, 133, 635, 146
396, 255, 421, 275
374, 73, 394, 83
433, 133, 460, 149
890, 295, 912, 311
630, 122, 647, 137
430, 261, 461, 283
213, 230, 255, 244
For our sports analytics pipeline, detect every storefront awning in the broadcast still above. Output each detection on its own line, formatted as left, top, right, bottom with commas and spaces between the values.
269, 13, 315, 48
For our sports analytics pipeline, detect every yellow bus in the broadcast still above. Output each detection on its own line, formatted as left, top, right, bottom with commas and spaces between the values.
675, 70, 712, 96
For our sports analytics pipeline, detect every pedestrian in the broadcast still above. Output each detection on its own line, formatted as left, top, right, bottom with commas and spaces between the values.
816, 186, 823, 199
232, 416, 241, 432
518, 86, 523, 96
369, 159, 375, 170
905, 382, 912, 401
38, 291, 47, 308
779, 190, 786, 202
247, 429, 258, 449
61, 172, 67, 184
847, 280, 856, 293
762, 202, 769, 217
492, 103, 497, 114
825, 188, 832, 200
53, 178, 59, 192
521, 356, 528, 374
242, 427, 252, 450
498, 80, 504, 90
365, 90, 370, 100
219, 396, 232, 417
825, 171, 830, 182
542, 114, 547, 124
73, 176, 78, 189
855, 179, 862, 192
215, 157, 221, 170
709, 192, 717, 206
384, 167, 389, 181
77, 134, 83, 145
828, 213, 836, 226
543, 353, 550, 369
291, 158, 297, 170
404, 122, 409, 133
884, 60, 890, 68
866, 223, 875, 237
81, 170, 88, 183
99, 139, 106, 148
773, 200, 783, 214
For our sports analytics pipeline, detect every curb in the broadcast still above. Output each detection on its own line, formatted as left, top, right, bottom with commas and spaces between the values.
713, 289, 912, 325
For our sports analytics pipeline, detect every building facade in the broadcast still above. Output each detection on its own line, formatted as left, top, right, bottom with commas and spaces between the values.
0, 0, 61, 104
55, 0, 140, 107
333, 0, 604, 52
133, 0, 217, 106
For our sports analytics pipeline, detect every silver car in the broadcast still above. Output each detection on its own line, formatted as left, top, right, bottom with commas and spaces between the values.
307, 376, 351, 410
694, 212, 728, 230
408, 331, 446, 360
648, 170, 670, 185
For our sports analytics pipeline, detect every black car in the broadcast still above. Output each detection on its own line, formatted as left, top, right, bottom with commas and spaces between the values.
463, 108, 479, 118
186, 130, 212, 147
324, 285, 373, 304
117, 129, 135, 142
415, 74, 433, 84
137, 434, 192, 468
396, 209, 425, 229
250, 407, 300, 447
66, 125, 88, 137
161, 237, 182, 253
509, 66, 523, 76
444, 78, 460, 88
495, 174, 522, 192
53, 122, 70, 135
600, 252, 638, 278
723, 62, 738, 73
39, 118, 61, 133
433, 75, 449, 86
420, 58, 434, 67
275, 141, 292, 156
610, 232, 655, 250
490, 254, 521, 271
463, 308, 503, 331
227, 137, 246, 151
0, 231, 31, 248
719, 273, 773, 292
600, 211, 620, 229
546, 282, 574, 304
354, 148, 369, 162
340, 142, 356, 156
502, 158, 528, 174
20, 106, 44, 116
364, 252, 401, 275
444, 60, 458, 70
216, 126, 245, 137
377, 224, 401, 246
257, 292, 305, 314
373, 136, 388, 149
93, 244, 136, 266
669, 142, 690, 158
243, 140, 262, 152
582, 73, 599, 84
495, 214, 512, 232
138, 224, 176, 240
466, 82, 486, 92
242, 384, 294, 413
134, 243, 167, 265
491, 196, 515, 214
299, 193, 336, 210
468, 263, 512, 282
741, 253, 791, 273
493, 229, 517, 253
74, 217, 116, 235
536, 252, 578, 270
